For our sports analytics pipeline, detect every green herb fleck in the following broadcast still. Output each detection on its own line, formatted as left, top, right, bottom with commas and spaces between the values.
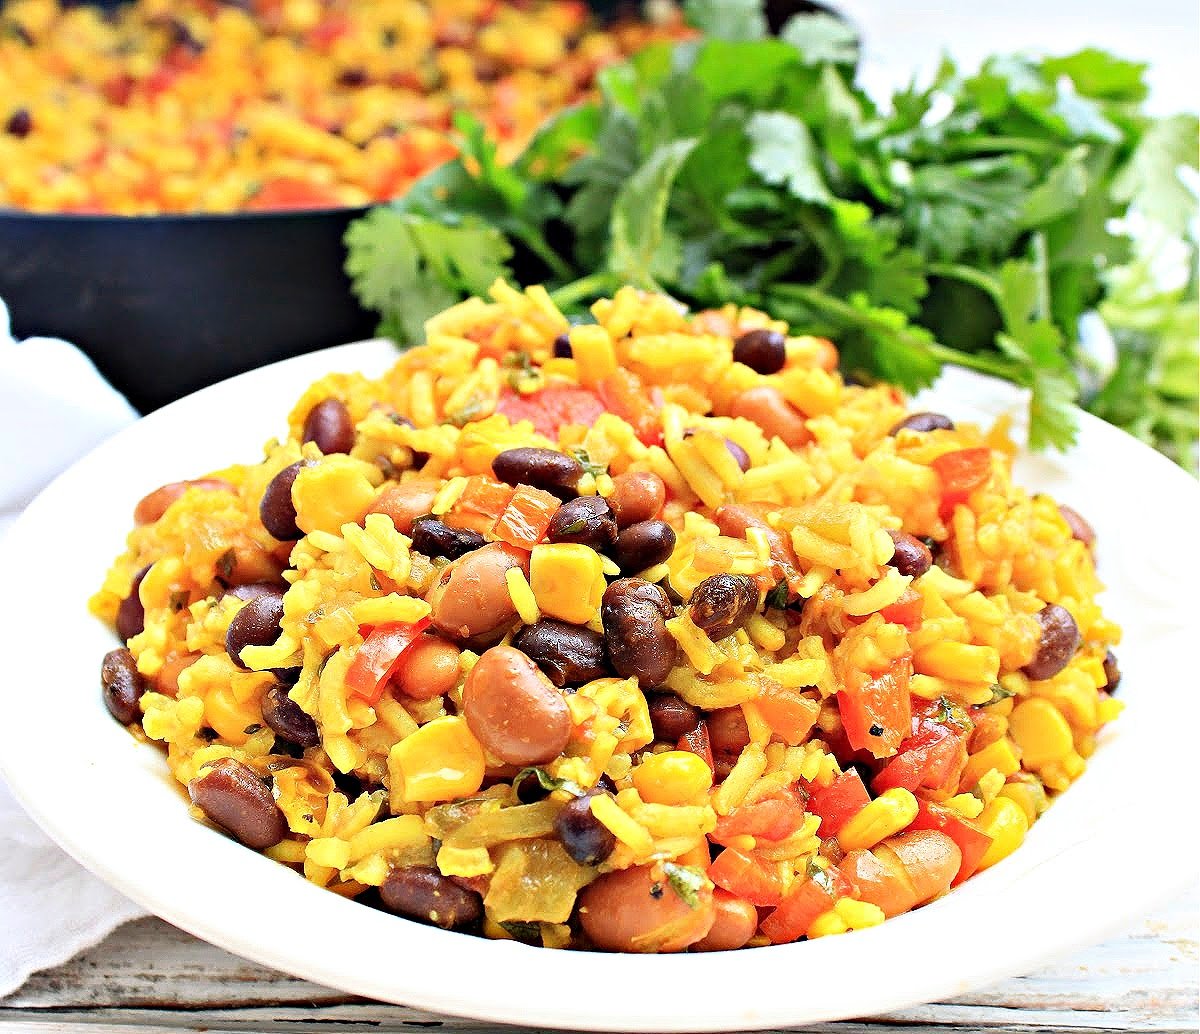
499, 920, 543, 945
985, 684, 1016, 706
513, 766, 586, 798
765, 579, 791, 609
569, 446, 607, 478
663, 862, 707, 909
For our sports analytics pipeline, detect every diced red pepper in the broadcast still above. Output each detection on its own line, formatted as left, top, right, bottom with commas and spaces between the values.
493, 484, 560, 549
707, 848, 783, 907
443, 475, 514, 534
596, 369, 662, 447
345, 618, 431, 703
245, 177, 347, 212
908, 800, 993, 885
880, 587, 923, 630
677, 720, 714, 773
838, 656, 914, 759
931, 448, 992, 517
872, 718, 968, 796
755, 681, 821, 744
760, 867, 851, 944
712, 787, 807, 845
495, 384, 607, 439
806, 770, 871, 838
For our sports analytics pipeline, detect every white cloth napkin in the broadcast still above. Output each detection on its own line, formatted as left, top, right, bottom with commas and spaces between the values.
0, 299, 146, 997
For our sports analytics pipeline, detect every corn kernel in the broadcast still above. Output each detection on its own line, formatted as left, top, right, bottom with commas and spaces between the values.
834, 897, 886, 929
306, 836, 351, 870
961, 736, 1022, 789
998, 781, 1047, 824
1009, 698, 1074, 767
293, 456, 381, 535
807, 908, 849, 938
204, 685, 258, 745
837, 788, 919, 851
977, 796, 1029, 869
632, 751, 713, 806
387, 716, 485, 805
530, 543, 605, 624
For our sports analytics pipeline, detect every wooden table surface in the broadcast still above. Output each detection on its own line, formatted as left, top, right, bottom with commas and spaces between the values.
2, 891, 1195, 1034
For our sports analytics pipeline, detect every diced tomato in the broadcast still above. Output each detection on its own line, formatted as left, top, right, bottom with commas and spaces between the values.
677, 720, 714, 773
931, 448, 992, 516
496, 385, 607, 439
760, 868, 851, 944
872, 718, 968, 796
493, 484, 560, 549
909, 800, 993, 886
307, 13, 351, 50
443, 476, 514, 534
596, 369, 662, 447
755, 681, 820, 744
245, 177, 347, 211
345, 618, 431, 703
806, 770, 871, 838
707, 848, 783, 907
880, 587, 923, 630
839, 656, 913, 759
712, 787, 807, 845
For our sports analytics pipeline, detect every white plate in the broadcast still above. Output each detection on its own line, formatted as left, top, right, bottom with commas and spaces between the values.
1, 343, 1196, 1031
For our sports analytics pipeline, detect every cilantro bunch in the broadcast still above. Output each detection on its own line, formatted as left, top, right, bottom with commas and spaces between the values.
345, 5, 1198, 468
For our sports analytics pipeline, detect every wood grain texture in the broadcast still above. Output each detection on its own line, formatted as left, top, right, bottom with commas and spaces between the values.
2, 892, 1195, 1033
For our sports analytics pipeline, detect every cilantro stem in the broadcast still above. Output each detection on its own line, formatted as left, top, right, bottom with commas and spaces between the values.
925, 342, 1023, 381
512, 228, 575, 281
550, 271, 618, 309
925, 262, 1003, 305
943, 135, 1064, 157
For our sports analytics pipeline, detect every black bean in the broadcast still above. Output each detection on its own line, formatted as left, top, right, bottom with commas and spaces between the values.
546, 495, 618, 550
724, 438, 752, 472
301, 398, 355, 455
492, 447, 584, 501
515, 770, 551, 803
688, 573, 758, 640
116, 563, 151, 642
188, 758, 287, 849
337, 66, 369, 86
226, 588, 285, 669
410, 515, 487, 561
379, 866, 483, 930
612, 519, 676, 574
732, 328, 787, 374
1058, 505, 1096, 550
555, 793, 617, 865
1022, 604, 1082, 681
5, 108, 32, 138
889, 412, 955, 435
1102, 650, 1121, 695
260, 461, 308, 541
101, 648, 147, 725
388, 414, 430, 468
602, 578, 677, 688
645, 692, 700, 742
553, 333, 573, 358
261, 682, 319, 748
887, 529, 933, 579
513, 620, 608, 687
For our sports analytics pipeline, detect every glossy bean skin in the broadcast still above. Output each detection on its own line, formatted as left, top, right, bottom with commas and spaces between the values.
101, 648, 147, 724
188, 758, 287, 850
134, 477, 233, 525
578, 863, 715, 952
392, 635, 462, 699
546, 495, 618, 550
552, 333, 573, 358
410, 515, 487, 561
693, 890, 759, 951
379, 866, 483, 930
554, 793, 617, 865
259, 462, 308, 541
492, 446, 583, 500
426, 542, 528, 645
688, 573, 758, 640
889, 412, 955, 435
645, 692, 701, 742
724, 438, 752, 472
153, 651, 198, 697
225, 580, 286, 602
225, 588, 285, 668
261, 682, 320, 748
1102, 650, 1121, 694
714, 503, 800, 586
612, 519, 676, 574
607, 471, 666, 528
1022, 603, 1081, 681
732, 328, 787, 374
116, 563, 151, 642
301, 398, 355, 455
602, 579, 677, 689
368, 480, 439, 536
887, 529, 933, 579
729, 386, 810, 448
512, 620, 608, 687
461, 645, 571, 766
843, 830, 960, 918
708, 706, 751, 781
1058, 505, 1096, 549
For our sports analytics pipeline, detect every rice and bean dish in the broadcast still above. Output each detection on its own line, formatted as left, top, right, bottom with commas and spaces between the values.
92, 283, 1123, 952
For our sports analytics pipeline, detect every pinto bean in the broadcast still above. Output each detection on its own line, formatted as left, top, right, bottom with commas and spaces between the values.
889, 412, 955, 435
259, 462, 307, 541
607, 471, 666, 528
729, 386, 810, 447
134, 477, 233, 525
101, 648, 147, 724
645, 692, 701, 742
732, 328, 787, 374
392, 635, 461, 699
714, 503, 800, 585
612, 519, 676, 574
461, 645, 571, 766
426, 542, 527, 645
1102, 650, 1121, 694
546, 495, 618, 551
1022, 604, 1081, 681
261, 682, 319, 748
368, 480, 439, 536
688, 573, 758, 640
601, 579, 676, 689
301, 398, 355, 455
843, 830, 960, 918
887, 529, 933, 579
379, 866, 483, 930
492, 447, 583, 500
116, 564, 151, 641
1058, 505, 1096, 549
708, 706, 751, 781
512, 620, 608, 687
225, 588, 285, 668
188, 758, 287, 850
693, 890, 759, 951
578, 863, 715, 952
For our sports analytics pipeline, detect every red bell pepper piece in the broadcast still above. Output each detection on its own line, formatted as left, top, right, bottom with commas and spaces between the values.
872, 718, 967, 795
760, 867, 851, 944
879, 586, 923, 630
496, 385, 606, 439
711, 787, 807, 845
908, 799, 993, 885
707, 848, 783, 907
677, 720, 714, 773
807, 770, 871, 838
493, 484, 560, 549
838, 655, 913, 759
755, 681, 821, 744
444, 476, 514, 534
345, 618, 431, 703
931, 448, 992, 516
597, 369, 662, 447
